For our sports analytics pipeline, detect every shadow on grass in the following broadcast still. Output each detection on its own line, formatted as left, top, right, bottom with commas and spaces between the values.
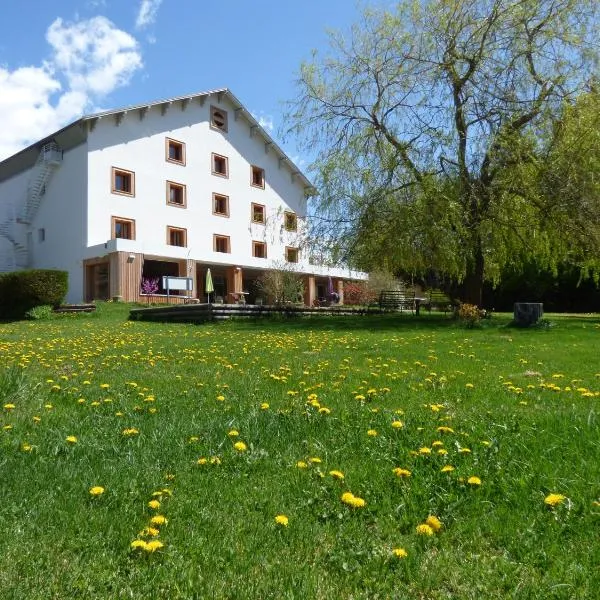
221, 312, 499, 332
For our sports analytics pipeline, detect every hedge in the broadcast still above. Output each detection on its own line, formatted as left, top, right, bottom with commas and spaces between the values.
0, 269, 68, 319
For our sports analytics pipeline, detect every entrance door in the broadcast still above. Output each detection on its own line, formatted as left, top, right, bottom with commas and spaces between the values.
86, 263, 110, 301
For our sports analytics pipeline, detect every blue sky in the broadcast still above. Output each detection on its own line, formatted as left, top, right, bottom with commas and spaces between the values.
0, 0, 383, 163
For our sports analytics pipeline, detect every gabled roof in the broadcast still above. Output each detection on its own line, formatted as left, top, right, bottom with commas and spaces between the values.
0, 88, 315, 193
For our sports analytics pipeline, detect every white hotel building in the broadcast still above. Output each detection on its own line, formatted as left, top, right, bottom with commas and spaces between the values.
0, 89, 363, 305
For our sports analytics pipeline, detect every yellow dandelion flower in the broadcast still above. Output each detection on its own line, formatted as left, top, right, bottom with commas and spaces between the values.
467, 476, 482, 486
458, 447, 471, 454
144, 540, 164, 552
391, 420, 404, 429
100, 383, 110, 389
274, 514, 289, 526
122, 428, 139, 437
4, 404, 16, 411
150, 515, 167, 526
465, 383, 474, 388
228, 429, 239, 437
89, 486, 105, 496
233, 441, 247, 452
21, 443, 32, 452
341, 492, 366, 508
425, 515, 443, 532
33, 416, 41, 423
441, 465, 455, 473
260, 403, 270, 410
392, 547, 408, 558
393, 468, 412, 478
216, 395, 225, 401
296, 461, 308, 469
544, 493, 566, 507
148, 500, 161, 510
437, 426, 454, 433
367, 429, 378, 437
66, 435, 78, 444
130, 540, 148, 550
419, 447, 431, 455
416, 524, 434, 536
318, 407, 331, 414
329, 470, 345, 480
308, 457, 322, 463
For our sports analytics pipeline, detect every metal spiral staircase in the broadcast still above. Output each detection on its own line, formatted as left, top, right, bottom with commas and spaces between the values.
0, 142, 62, 272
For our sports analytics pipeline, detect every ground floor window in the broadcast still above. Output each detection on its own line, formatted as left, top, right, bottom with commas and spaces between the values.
141, 259, 180, 294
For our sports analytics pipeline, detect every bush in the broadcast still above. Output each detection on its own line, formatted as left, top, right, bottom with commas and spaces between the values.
0, 269, 68, 319
257, 263, 305, 305
344, 282, 376, 306
24, 305, 54, 320
457, 303, 483, 328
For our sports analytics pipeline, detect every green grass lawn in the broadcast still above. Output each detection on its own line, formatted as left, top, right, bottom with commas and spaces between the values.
1, 304, 599, 599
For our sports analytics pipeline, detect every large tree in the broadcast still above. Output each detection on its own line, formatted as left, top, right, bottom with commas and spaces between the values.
288, 0, 600, 304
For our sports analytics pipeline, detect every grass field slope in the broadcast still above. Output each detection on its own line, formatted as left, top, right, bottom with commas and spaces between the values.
1, 304, 599, 599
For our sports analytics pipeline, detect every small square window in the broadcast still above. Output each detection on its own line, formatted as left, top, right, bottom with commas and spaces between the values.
112, 217, 135, 240
251, 203, 265, 224
284, 211, 298, 232
214, 235, 231, 253
167, 226, 187, 247
213, 193, 229, 217
167, 181, 186, 208
166, 138, 185, 165
212, 153, 228, 177
210, 106, 228, 132
252, 241, 267, 259
285, 247, 299, 263
251, 165, 265, 189
112, 168, 135, 196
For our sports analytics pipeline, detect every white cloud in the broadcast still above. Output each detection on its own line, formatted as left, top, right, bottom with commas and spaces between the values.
252, 111, 274, 133
135, 0, 163, 29
0, 16, 143, 161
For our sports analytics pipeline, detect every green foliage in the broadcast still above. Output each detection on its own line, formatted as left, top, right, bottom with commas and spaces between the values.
288, 0, 600, 304
0, 269, 68, 319
24, 305, 54, 321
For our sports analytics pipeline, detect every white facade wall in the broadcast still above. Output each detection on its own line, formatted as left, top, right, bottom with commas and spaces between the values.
86, 96, 307, 270
0, 145, 88, 302
31, 144, 88, 302
0, 167, 29, 270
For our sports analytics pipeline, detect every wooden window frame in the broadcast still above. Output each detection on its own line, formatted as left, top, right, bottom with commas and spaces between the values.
210, 105, 228, 132
284, 211, 298, 232
251, 203, 265, 224
111, 167, 135, 197
166, 181, 187, 208
285, 246, 299, 263
212, 193, 230, 217
111, 216, 136, 240
252, 241, 267, 259
211, 153, 229, 178
250, 165, 265, 189
165, 138, 186, 165
166, 226, 187, 247
213, 234, 231, 254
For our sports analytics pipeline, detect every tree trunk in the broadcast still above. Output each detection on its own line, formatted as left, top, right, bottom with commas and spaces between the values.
462, 241, 484, 306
